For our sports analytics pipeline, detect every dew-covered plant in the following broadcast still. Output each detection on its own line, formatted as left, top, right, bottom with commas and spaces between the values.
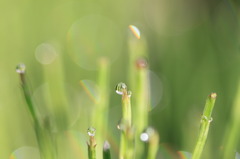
16, 25, 220, 159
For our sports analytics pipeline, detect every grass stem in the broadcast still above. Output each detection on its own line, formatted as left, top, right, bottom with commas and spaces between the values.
103, 141, 111, 159
223, 82, 240, 159
192, 93, 217, 159
88, 127, 97, 159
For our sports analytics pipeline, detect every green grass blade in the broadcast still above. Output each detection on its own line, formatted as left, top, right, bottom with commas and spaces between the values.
192, 93, 217, 159
88, 127, 97, 159
103, 141, 111, 159
223, 82, 240, 159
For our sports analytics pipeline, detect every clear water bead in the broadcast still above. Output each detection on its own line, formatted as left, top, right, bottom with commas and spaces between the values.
16, 63, 26, 74
140, 132, 149, 142
115, 82, 127, 95
117, 119, 127, 131
140, 127, 155, 142
87, 127, 96, 137
127, 91, 132, 97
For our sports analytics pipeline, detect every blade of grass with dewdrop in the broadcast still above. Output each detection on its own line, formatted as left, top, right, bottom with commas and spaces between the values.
16, 64, 57, 159
128, 25, 149, 159
16, 64, 38, 124
192, 93, 217, 159
91, 58, 110, 159
147, 128, 159, 159
87, 127, 97, 159
223, 82, 240, 159
116, 83, 134, 159
120, 90, 133, 159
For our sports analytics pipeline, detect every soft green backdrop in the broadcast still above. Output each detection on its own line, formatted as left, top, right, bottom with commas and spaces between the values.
1, 0, 240, 158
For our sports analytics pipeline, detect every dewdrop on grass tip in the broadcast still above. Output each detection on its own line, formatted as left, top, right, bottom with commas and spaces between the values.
16, 63, 26, 74
87, 127, 96, 137
115, 82, 127, 95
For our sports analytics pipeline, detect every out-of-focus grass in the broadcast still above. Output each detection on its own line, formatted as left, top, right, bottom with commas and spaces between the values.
1, 0, 240, 159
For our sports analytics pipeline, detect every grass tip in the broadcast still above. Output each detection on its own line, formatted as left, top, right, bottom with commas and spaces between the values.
210, 93, 217, 99
103, 141, 110, 151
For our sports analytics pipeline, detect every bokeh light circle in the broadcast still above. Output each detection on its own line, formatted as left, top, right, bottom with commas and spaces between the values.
148, 70, 163, 110
35, 43, 57, 65
9, 147, 40, 159
177, 151, 192, 159
67, 15, 123, 70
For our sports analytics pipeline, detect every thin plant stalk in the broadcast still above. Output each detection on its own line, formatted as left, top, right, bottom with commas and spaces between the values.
88, 136, 97, 159
17, 64, 57, 159
92, 58, 110, 159
128, 25, 149, 159
135, 59, 150, 159
103, 141, 111, 159
120, 90, 132, 159
87, 127, 97, 159
147, 128, 159, 159
192, 93, 217, 159
223, 82, 240, 159
116, 83, 133, 159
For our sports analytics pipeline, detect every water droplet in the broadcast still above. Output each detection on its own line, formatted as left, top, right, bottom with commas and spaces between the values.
115, 82, 127, 95
117, 119, 127, 131
103, 141, 111, 150
129, 25, 141, 39
127, 91, 132, 97
87, 127, 96, 137
140, 127, 155, 142
140, 132, 149, 142
16, 63, 26, 74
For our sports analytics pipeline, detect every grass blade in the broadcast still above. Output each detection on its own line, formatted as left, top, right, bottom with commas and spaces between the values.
192, 93, 217, 159
103, 141, 111, 159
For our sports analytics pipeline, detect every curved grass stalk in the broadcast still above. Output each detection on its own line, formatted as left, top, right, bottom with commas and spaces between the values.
17, 63, 57, 159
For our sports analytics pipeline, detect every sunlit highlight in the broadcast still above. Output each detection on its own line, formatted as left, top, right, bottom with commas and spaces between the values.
129, 25, 140, 39
35, 43, 57, 65
9, 147, 40, 159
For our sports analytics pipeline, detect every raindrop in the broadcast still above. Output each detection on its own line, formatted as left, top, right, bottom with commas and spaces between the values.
140, 132, 149, 142
127, 91, 132, 97
87, 127, 96, 137
117, 119, 127, 131
16, 63, 26, 74
115, 82, 127, 95
140, 127, 155, 142
129, 25, 141, 39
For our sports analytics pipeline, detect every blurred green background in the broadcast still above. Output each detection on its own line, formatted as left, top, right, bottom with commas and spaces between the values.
1, 0, 240, 158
